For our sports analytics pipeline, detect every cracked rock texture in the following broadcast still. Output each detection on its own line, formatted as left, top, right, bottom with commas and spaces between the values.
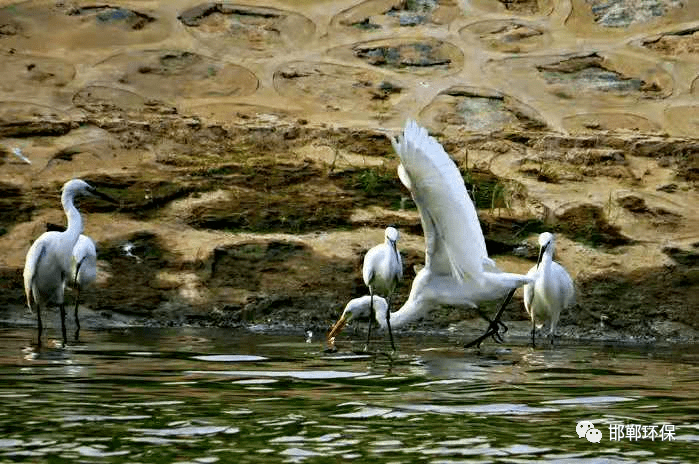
0, 0, 697, 343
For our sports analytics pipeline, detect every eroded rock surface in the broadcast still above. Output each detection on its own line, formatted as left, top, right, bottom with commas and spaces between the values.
0, 0, 697, 343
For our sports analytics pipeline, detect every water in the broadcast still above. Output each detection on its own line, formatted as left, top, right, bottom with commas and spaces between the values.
0, 327, 697, 463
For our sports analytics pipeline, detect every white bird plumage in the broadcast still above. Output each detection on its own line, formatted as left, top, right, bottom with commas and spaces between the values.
329, 120, 535, 346
70, 234, 97, 340
523, 232, 575, 347
23, 179, 108, 346
328, 295, 388, 346
363, 227, 403, 297
361, 226, 402, 349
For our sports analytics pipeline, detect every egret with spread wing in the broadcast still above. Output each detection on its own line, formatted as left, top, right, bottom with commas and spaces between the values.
362, 226, 402, 350
23, 179, 112, 347
524, 232, 575, 347
329, 120, 535, 348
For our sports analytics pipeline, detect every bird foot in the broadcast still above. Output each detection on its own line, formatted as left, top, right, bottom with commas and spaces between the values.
464, 314, 509, 349
490, 319, 508, 344
465, 288, 516, 349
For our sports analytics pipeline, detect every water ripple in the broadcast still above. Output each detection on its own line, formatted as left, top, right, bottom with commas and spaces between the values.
1, 329, 697, 463
130, 425, 239, 437
186, 370, 364, 379
63, 414, 150, 422
192, 355, 268, 362
542, 396, 636, 405
398, 403, 559, 415
75, 446, 130, 457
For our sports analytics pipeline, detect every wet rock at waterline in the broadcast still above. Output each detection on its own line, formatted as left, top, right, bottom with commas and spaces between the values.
0, 0, 697, 343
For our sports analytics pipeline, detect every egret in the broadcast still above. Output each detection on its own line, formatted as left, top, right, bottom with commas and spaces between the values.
362, 226, 402, 350
523, 232, 575, 347
44, 223, 98, 342
23, 179, 112, 346
329, 120, 535, 349
328, 295, 388, 349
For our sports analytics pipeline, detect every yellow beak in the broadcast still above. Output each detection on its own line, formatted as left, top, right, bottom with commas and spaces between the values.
327, 314, 349, 345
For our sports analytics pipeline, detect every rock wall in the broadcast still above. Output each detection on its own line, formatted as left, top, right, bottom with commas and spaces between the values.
0, 0, 697, 341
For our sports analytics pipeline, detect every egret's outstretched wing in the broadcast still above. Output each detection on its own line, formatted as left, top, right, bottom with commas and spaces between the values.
391, 120, 488, 284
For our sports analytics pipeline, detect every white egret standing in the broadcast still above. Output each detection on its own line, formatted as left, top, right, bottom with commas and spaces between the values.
44, 223, 98, 342
523, 232, 575, 347
362, 226, 402, 350
329, 120, 535, 348
23, 179, 112, 347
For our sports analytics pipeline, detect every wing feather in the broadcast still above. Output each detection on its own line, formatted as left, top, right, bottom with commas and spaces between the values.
23, 240, 47, 309
392, 120, 488, 284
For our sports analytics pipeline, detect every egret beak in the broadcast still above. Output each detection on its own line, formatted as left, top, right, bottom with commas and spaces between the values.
87, 186, 119, 204
327, 314, 350, 342
536, 242, 549, 268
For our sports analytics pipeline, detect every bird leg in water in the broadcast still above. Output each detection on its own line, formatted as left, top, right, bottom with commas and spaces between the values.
364, 292, 375, 352
549, 332, 557, 347
73, 265, 82, 342
74, 288, 81, 342
59, 302, 68, 346
464, 288, 516, 349
474, 308, 508, 343
36, 303, 43, 348
386, 295, 396, 352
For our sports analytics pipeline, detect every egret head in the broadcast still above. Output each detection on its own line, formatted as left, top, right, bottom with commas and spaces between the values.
62, 178, 117, 204
62, 179, 95, 196
536, 232, 555, 266
327, 295, 389, 342
385, 227, 400, 244
538, 232, 554, 248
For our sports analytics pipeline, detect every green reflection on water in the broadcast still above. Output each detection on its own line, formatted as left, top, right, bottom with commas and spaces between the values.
0, 328, 697, 463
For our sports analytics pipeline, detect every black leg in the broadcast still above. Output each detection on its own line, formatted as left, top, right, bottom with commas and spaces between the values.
386, 295, 395, 352
464, 288, 516, 349
74, 287, 81, 342
36, 302, 42, 348
365, 292, 374, 351
59, 302, 67, 346
531, 326, 536, 348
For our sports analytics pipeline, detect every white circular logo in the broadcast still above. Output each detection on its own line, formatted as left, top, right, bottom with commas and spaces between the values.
577, 421, 602, 443
576, 421, 594, 438
586, 428, 602, 443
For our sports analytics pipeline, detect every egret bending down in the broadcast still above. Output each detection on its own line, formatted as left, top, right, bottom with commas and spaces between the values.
23, 179, 111, 346
329, 120, 535, 348
524, 232, 575, 347
362, 226, 402, 350
328, 295, 389, 348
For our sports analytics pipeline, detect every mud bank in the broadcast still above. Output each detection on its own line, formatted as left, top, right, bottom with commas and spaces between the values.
0, 0, 697, 344
1, 118, 697, 344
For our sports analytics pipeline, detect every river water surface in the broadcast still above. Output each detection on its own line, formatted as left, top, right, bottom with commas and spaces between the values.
0, 327, 697, 463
